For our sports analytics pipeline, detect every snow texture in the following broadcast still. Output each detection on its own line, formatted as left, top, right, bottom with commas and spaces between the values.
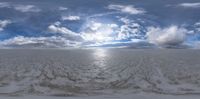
0, 49, 200, 98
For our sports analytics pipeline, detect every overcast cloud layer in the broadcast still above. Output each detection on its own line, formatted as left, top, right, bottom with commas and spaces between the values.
0, 0, 200, 48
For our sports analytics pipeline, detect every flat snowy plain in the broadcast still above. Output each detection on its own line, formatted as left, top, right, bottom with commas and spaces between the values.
0, 49, 200, 99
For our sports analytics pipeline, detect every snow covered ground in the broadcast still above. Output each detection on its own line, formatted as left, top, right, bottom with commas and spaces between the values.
0, 49, 200, 98
0, 93, 200, 99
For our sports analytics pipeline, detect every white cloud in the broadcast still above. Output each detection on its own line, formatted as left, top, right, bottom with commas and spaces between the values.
195, 22, 200, 26
81, 17, 143, 44
116, 17, 143, 40
107, 4, 145, 14
48, 24, 80, 37
61, 16, 80, 21
0, 20, 11, 31
194, 22, 200, 32
81, 21, 118, 42
0, 21, 88, 48
59, 6, 68, 10
146, 25, 187, 46
118, 23, 140, 39
87, 12, 119, 19
0, 2, 10, 8
178, 2, 200, 8
14, 5, 41, 12
0, 2, 41, 12
187, 21, 200, 34
1, 36, 81, 48
119, 17, 130, 24
48, 23, 83, 42
53, 21, 61, 26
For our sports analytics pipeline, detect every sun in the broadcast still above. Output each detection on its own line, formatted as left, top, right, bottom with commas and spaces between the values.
82, 21, 118, 43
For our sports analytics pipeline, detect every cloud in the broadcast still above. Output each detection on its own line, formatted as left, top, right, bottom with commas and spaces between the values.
81, 21, 118, 42
178, 2, 200, 8
117, 23, 141, 40
0, 2, 41, 12
85, 39, 154, 49
59, 6, 68, 11
14, 5, 41, 12
116, 17, 145, 40
107, 4, 145, 14
87, 12, 119, 19
81, 17, 145, 46
195, 22, 200, 26
61, 15, 80, 21
146, 25, 188, 46
48, 24, 79, 36
0, 2, 10, 8
0, 20, 11, 31
48, 22, 83, 42
0, 36, 81, 48
194, 22, 200, 32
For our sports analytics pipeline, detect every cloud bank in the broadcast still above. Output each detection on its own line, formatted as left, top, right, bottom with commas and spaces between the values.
146, 26, 187, 46
1, 36, 81, 48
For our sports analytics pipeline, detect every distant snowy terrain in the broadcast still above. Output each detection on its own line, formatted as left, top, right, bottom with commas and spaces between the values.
0, 49, 200, 98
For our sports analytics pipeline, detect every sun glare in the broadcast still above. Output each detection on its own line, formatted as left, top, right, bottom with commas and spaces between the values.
82, 21, 118, 43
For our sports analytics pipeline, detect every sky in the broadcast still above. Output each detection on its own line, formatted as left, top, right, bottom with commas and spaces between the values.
0, 0, 200, 48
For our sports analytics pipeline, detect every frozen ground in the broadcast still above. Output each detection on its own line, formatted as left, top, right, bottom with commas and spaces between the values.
1, 93, 200, 99
0, 49, 200, 98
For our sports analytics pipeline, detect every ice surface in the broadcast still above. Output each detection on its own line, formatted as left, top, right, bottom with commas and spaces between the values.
1, 93, 200, 99
0, 49, 200, 97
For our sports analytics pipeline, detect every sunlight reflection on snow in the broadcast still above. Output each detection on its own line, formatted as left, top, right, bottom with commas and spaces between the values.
94, 48, 107, 58
93, 49, 108, 69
